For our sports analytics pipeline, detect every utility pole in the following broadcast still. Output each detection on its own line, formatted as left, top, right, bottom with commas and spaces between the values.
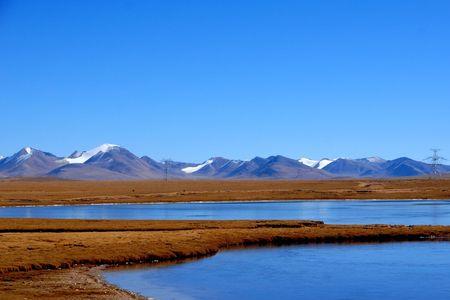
425, 149, 446, 177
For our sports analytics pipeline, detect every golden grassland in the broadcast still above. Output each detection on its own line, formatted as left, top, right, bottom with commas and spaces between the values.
1, 218, 450, 298
0, 178, 450, 206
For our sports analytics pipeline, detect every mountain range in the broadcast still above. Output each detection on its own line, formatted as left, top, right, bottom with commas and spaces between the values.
0, 144, 449, 180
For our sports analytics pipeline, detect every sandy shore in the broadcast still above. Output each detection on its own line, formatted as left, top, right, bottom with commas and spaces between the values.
2, 218, 450, 298
0, 178, 449, 207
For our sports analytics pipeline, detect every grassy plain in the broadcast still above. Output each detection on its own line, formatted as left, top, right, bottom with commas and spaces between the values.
0, 178, 449, 206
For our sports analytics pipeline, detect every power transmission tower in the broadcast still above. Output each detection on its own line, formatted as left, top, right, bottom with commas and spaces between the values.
425, 149, 446, 176
162, 158, 172, 181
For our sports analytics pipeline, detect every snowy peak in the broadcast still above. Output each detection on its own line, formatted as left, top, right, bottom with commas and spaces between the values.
11, 147, 36, 163
16, 146, 34, 156
24, 147, 33, 155
316, 158, 336, 169
298, 157, 336, 169
182, 159, 214, 174
95, 143, 119, 152
79, 145, 163, 179
63, 144, 120, 164
298, 158, 318, 168
181, 157, 246, 175
0, 147, 61, 177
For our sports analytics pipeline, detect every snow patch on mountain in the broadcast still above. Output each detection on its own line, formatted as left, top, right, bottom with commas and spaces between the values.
298, 157, 318, 168
15, 147, 34, 163
365, 157, 386, 163
182, 159, 214, 174
299, 157, 336, 169
316, 158, 336, 169
226, 160, 246, 167
63, 144, 119, 164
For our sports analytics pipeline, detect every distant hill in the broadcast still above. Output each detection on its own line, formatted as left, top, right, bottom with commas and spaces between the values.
0, 147, 64, 177
299, 155, 449, 178
1, 144, 449, 180
322, 158, 384, 177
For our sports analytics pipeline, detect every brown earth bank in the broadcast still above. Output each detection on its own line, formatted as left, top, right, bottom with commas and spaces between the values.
0, 267, 143, 300
2, 219, 450, 299
1, 178, 450, 206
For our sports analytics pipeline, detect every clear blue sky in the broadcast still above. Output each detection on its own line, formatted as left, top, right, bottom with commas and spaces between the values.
1, 0, 449, 162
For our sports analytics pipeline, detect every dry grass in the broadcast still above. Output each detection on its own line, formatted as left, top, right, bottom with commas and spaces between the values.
1, 219, 450, 274
0, 178, 449, 206
0, 218, 322, 233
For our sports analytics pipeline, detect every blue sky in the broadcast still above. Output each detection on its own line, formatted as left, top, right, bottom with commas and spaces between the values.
1, 0, 449, 162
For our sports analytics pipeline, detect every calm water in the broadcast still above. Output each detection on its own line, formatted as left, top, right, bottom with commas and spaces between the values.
1, 200, 450, 224
104, 242, 450, 300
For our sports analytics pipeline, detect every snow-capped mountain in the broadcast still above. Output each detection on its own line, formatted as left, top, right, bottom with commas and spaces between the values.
316, 158, 336, 169
62, 144, 119, 164
84, 146, 161, 178
299, 158, 336, 169
180, 157, 246, 177
297, 155, 450, 178
1, 145, 449, 180
182, 156, 330, 179
0, 147, 64, 177
51, 145, 163, 180
182, 159, 215, 174
298, 158, 318, 168
232, 155, 330, 179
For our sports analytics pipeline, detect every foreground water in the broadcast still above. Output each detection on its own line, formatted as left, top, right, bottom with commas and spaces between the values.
1, 200, 450, 224
104, 242, 450, 300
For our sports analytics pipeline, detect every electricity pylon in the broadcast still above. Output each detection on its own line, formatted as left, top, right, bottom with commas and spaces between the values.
425, 149, 446, 176
162, 158, 172, 181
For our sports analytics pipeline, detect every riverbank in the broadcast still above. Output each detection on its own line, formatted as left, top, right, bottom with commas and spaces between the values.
2, 219, 450, 298
1, 178, 450, 206
0, 266, 143, 299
